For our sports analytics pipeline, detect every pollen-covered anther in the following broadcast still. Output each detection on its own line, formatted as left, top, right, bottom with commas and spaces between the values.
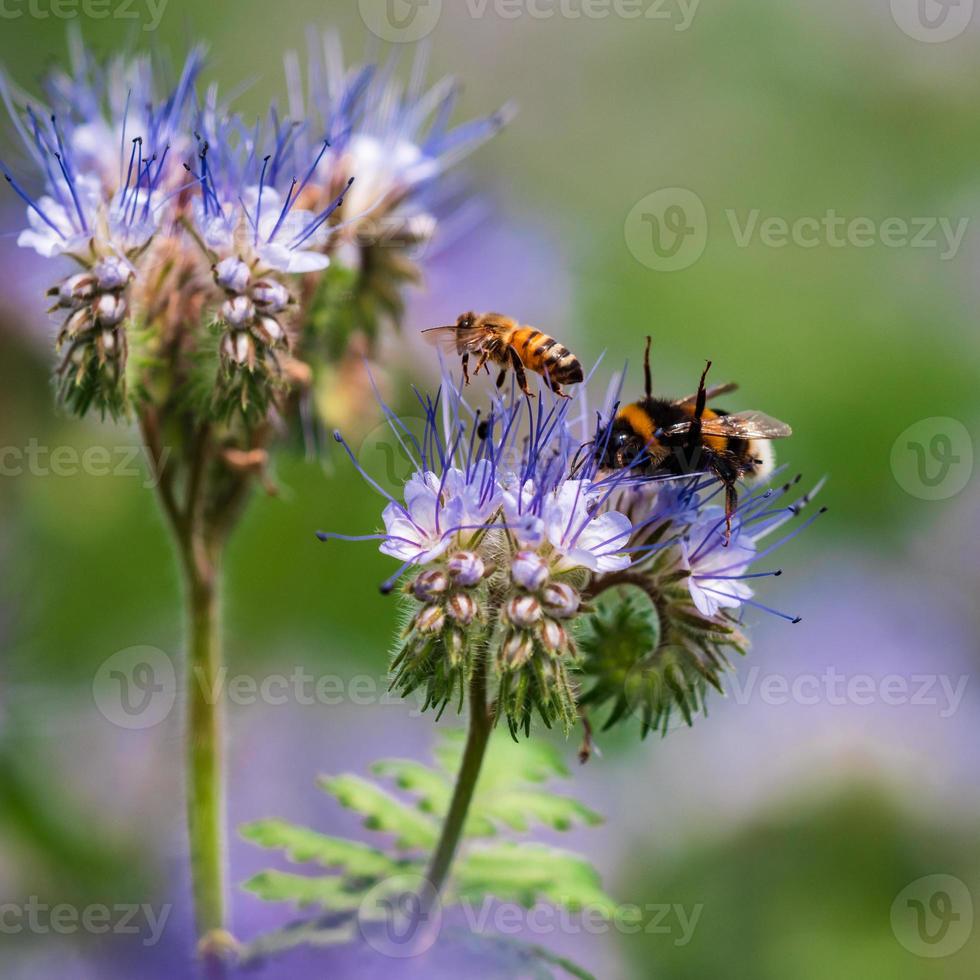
446, 592, 478, 625
411, 569, 450, 602
221, 295, 255, 327
93, 293, 127, 327
415, 604, 445, 634
501, 631, 534, 668
511, 550, 549, 591
447, 551, 485, 587
214, 257, 251, 294
541, 583, 581, 619
504, 595, 543, 628
251, 279, 291, 313
538, 618, 567, 653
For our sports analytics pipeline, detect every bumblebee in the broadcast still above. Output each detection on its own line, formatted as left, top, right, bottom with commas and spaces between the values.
423, 312, 584, 397
599, 338, 792, 538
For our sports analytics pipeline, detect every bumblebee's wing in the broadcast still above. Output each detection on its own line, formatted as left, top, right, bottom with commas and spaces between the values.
672, 382, 739, 407
421, 326, 486, 354
664, 411, 793, 440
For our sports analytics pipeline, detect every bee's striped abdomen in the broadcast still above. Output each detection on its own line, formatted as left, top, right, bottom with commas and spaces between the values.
514, 327, 583, 384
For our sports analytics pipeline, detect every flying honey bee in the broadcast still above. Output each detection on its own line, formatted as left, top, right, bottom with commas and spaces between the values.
598, 338, 792, 539
422, 312, 584, 397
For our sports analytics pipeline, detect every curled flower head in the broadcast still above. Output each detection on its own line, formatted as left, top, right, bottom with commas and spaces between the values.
2, 40, 204, 259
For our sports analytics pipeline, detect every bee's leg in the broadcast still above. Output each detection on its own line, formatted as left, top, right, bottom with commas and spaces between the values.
461, 352, 470, 386
508, 345, 532, 397
548, 377, 570, 399
644, 335, 653, 399
496, 367, 508, 389
474, 351, 490, 376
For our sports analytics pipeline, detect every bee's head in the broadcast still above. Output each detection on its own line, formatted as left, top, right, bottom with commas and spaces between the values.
597, 422, 647, 471
457, 312, 477, 331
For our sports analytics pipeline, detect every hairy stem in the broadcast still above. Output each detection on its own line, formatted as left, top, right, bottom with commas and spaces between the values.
423, 658, 493, 900
140, 408, 234, 944
185, 546, 226, 939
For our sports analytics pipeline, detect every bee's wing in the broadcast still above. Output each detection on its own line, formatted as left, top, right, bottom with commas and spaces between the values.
672, 382, 739, 407
420, 326, 486, 354
664, 411, 793, 440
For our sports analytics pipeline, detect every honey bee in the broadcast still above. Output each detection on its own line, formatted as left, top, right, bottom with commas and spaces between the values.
598, 338, 792, 538
422, 312, 584, 397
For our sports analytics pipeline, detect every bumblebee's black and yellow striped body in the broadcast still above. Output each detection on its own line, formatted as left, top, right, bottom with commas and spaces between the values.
599, 339, 791, 538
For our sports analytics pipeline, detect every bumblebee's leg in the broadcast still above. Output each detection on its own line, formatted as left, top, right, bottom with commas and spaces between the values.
474, 351, 490, 375
496, 367, 508, 389
508, 345, 532, 397
644, 335, 653, 399
693, 360, 712, 425
723, 479, 739, 545
461, 352, 470, 386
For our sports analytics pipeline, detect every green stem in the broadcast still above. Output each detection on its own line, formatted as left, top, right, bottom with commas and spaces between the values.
423, 659, 493, 900
185, 549, 226, 940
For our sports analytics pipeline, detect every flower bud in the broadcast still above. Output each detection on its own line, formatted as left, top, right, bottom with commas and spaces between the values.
505, 595, 542, 628
251, 278, 291, 313
214, 256, 251, 293
447, 593, 478, 625
447, 551, 485, 587
542, 583, 580, 619
222, 331, 254, 365
255, 315, 285, 346
539, 619, 567, 653
93, 293, 127, 326
93, 256, 132, 291
501, 631, 534, 668
415, 605, 445, 634
56, 273, 96, 308
511, 551, 549, 591
222, 295, 254, 327
411, 570, 449, 602
64, 307, 94, 336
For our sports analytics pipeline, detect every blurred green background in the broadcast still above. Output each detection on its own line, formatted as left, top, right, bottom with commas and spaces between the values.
0, 2, 978, 978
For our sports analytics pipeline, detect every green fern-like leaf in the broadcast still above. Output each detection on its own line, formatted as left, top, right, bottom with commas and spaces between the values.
240, 820, 405, 877
453, 842, 618, 916
317, 774, 439, 850
240, 729, 616, 973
